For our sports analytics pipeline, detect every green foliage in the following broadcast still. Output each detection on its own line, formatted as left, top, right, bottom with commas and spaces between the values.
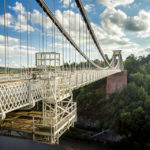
124, 55, 140, 75
73, 78, 106, 119
107, 54, 150, 148
129, 72, 144, 86
73, 54, 150, 149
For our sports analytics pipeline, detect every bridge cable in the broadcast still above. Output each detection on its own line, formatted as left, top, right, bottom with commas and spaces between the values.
88, 31, 90, 69
82, 17, 84, 70
39, 8, 41, 52
74, 2, 77, 72
89, 33, 91, 69
83, 18, 85, 70
6, 0, 9, 75
27, 0, 29, 73
42, 10, 44, 53
42, 10, 46, 70
4, 0, 7, 75
79, 10, 81, 70
84, 21, 86, 70
86, 24, 87, 70
26, 0, 30, 102
30, 0, 32, 72
69, 1, 71, 71
75, 0, 110, 67
83, 19, 85, 70
56, 21, 58, 69
36, 0, 104, 70
45, 11, 48, 52
53, 0, 56, 72
51, 7, 54, 71
20, 0, 22, 76
62, 1, 64, 71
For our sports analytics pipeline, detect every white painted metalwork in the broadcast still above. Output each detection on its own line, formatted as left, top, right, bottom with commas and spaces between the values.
35, 52, 60, 69
0, 0, 124, 144
0, 49, 122, 144
0, 69, 120, 120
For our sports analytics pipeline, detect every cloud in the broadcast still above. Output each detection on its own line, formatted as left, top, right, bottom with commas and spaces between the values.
0, 43, 36, 68
49, 9, 138, 60
101, 8, 127, 37
60, 0, 72, 8
124, 48, 150, 58
100, 8, 150, 38
145, 48, 150, 52
124, 10, 150, 37
97, 0, 134, 8
9, 1, 25, 14
54, 9, 138, 58
0, 2, 34, 32
0, 35, 19, 44
55, 9, 85, 41
0, 0, 144, 67
125, 17, 148, 32
84, 4, 94, 12
0, 44, 36, 57
101, 36, 137, 47
0, 13, 14, 27
71, 2, 76, 8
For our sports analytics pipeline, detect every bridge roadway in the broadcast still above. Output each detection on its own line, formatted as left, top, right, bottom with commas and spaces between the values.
0, 69, 121, 120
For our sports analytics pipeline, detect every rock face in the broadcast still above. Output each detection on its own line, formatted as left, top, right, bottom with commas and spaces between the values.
106, 70, 127, 97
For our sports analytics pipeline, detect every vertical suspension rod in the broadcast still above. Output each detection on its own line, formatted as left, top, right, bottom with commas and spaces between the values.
4, 0, 7, 75
36, 0, 103, 69
75, 0, 110, 67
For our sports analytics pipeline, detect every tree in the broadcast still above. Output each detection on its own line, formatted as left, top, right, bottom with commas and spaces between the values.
129, 72, 144, 86
124, 54, 140, 75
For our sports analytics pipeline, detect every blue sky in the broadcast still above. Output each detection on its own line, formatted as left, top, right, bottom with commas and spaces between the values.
0, 0, 150, 68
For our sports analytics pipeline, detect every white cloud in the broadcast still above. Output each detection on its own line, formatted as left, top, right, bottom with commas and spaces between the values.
0, 43, 36, 68
54, 8, 138, 58
71, 2, 76, 8
0, 2, 34, 32
9, 1, 25, 14
0, 44, 36, 57
0, 13, 14, 27
84, 4, 94, 12
0, 0, 145, 67
125, 10, 150, 37
101, 8, 127, 37
121, 48, 150, 59
101, 35, 137, 49
97, 0, 134, 8
0, 35, 19, 44
100, 8, 150, 38
60, 0, 72, 8
55, 9, 85, 41
53, 9, 138, 58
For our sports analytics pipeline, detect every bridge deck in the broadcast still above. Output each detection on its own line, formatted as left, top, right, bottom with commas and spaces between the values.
0, 69, 121, 119
0, 69, 121, 144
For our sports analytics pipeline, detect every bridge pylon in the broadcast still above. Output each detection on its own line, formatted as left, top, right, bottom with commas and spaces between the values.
111, 50, 124, 70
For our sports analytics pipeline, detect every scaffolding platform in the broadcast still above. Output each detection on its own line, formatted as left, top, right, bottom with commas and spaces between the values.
0, 105, 76, 144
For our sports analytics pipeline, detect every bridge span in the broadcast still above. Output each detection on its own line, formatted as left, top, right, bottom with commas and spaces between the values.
0, 0, 124, 144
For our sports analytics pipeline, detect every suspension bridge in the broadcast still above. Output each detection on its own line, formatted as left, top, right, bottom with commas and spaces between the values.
0, 0, 124, 144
